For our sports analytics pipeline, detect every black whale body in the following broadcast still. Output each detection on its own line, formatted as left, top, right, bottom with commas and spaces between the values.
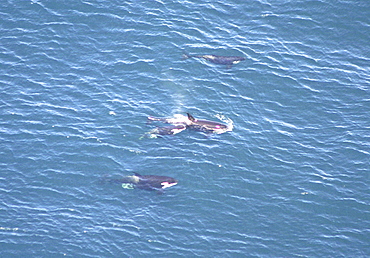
149, 124, 187, 136
186, 113, 228, 133
118, 173, 178, 191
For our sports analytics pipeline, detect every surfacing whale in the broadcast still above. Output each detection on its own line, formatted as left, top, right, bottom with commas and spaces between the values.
118, 173, 178, 192
186, 113, 229, 134
148, 124, 187, 137
182, 53, 245, 68
146, 113, 232, 137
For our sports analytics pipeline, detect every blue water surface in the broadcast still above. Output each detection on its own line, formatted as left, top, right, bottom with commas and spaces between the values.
1, 0, 369, 257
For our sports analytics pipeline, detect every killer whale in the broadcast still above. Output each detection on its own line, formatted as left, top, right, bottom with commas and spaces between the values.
119, 173, 178, 191
146, 113, 232, 136
148, 124, 187, 137
186, 113, 229, 134
143, 115, 189, 138
182, 53, 245, 67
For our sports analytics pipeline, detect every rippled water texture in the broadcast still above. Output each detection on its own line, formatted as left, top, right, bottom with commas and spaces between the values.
1, 0, 369, 257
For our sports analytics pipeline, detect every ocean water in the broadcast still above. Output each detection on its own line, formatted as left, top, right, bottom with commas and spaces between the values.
1, 0, 369, 257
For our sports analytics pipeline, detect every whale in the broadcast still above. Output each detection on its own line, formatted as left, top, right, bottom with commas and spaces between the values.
146, 113, 232, 135
186, 113, 229, 134
119, 173, 178, 191
147, 124, 187, 137
182, 53, 245, 67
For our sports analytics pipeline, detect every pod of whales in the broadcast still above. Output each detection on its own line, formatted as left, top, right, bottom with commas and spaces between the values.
106, 51, 240, 194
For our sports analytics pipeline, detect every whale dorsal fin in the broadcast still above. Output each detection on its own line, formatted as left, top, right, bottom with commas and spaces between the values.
134, 172, 141, 177
187, 113, 195, 122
